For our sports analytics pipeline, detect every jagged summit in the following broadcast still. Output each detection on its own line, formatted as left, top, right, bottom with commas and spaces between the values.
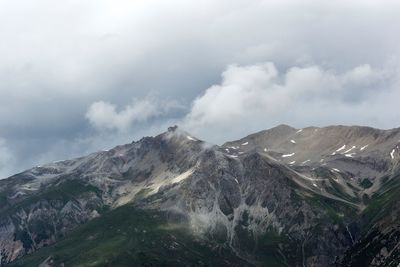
167, 125, 179, 132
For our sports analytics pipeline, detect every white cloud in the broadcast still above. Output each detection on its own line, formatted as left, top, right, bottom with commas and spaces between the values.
183, 62, 399, 142
86, 97, 182, 132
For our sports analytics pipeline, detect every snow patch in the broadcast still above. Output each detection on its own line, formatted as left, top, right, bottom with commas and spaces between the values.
332, 168, 340, 172
241, 142, 249, 146
187, 135, 196, 141
296, 129, 303, 133
234, 178, 239, 184
312, 183, 317, 187
336, 145, 346, 152
263, 148, 268, 152
301, 159, 311, 165
360, 144, 369, 151
290, 139, 296, 144
390, 149, 395, 159
343, 146, 356, 154
345, 153, 356, 158
289, 161, 296, 165
282, 153, 295, 158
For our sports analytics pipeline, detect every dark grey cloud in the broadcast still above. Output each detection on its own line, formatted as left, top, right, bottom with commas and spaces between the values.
0, 0, 399, 177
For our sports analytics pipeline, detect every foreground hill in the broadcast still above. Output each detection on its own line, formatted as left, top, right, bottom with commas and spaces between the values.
1, 125, 399, 266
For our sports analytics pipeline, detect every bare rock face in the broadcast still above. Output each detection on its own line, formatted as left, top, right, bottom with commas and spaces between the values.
1, 125, 400, 266
224, 125, 400, 180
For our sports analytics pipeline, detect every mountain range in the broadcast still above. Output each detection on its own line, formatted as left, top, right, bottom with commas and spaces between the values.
1, 124, 399, 267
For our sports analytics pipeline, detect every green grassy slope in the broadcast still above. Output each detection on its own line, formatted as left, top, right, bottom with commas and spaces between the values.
339, 174, 400, 266
8, 205, 253, 267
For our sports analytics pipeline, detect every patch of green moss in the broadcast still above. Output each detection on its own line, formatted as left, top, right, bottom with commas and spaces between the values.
304, 194, 357, 224
360, 178, 373, 189
1, 179, 102, 218
256, 229, 287, 267
362, 174, 400, 227
325, 180, 360, 203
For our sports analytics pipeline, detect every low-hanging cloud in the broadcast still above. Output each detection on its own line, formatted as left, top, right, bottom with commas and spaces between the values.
86, 97, 184, 132
86, 99, 158, 132
183, 62, 400, 142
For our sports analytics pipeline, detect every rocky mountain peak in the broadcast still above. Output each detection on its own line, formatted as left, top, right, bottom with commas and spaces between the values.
1, 124, 400, 267
167, 125, 179, 132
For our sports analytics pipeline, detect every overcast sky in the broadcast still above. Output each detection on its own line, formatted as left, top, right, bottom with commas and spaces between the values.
1, 0, 400, 178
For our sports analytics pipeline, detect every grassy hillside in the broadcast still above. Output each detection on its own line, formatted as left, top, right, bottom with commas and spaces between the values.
9, 205, 255, 267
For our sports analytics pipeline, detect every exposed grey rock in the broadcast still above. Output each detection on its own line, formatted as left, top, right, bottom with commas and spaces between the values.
1, 125, 400, 266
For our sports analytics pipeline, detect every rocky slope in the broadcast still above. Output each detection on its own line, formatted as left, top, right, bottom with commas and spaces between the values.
0, 125, 399, 266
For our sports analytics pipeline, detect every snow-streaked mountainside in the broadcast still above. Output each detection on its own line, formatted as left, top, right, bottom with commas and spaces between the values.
1, 125, 400, 267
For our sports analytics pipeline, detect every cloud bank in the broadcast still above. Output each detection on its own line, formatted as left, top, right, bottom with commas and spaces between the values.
0, 0, 400, 177
182, 62, 399, 142
86, 98, 182, 132
83, 62, 399, 144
